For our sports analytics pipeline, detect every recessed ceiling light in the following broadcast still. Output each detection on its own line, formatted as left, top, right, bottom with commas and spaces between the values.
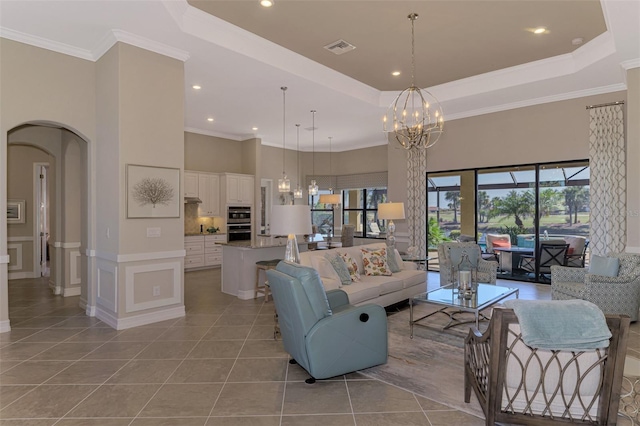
533, 27, 547, 34
252, 127, 258, 131
207, 118, 214, 122
260, 0, 274, 7
572, 37, 584, 46
392, 71, 401, 76
192, 85, 201, 90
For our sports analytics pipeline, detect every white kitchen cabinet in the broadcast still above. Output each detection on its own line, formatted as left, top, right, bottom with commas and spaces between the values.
197, 173, 220, 217
222, 173, 254, 205
185, 234, 225, 270
184, 171, 199, 197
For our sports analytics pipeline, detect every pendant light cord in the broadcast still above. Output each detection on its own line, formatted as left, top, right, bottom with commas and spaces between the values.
410, 13, 417, 88
296, 124, 300, 186
311, 110, 316, 178
281, 87, 287, 176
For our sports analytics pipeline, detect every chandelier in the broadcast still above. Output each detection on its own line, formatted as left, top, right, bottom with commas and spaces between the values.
278, 86, 291, 192
383, 13, 444, 150
293, 124, 303, 199
308, 110, 318, 196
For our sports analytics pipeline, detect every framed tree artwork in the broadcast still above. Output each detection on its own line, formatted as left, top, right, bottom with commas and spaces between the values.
126, 164, 180, 218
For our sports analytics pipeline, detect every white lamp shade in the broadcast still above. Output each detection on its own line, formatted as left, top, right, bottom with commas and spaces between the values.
318, 194, 341, 205
378, 202, 406, 220
270, 205, 313, 236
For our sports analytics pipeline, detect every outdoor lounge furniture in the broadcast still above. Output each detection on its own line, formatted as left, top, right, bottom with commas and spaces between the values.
464, 306, 630, 425
437, 242, 498, 286
266, 261, 388, 383
519, 241, 570, 281
483, 234, 511, 263
551, 253, 640, 321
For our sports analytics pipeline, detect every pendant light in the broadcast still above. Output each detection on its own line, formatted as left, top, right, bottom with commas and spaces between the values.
278, 86, 290, 193
308, 110, 318, 196
293, 124, 303, 199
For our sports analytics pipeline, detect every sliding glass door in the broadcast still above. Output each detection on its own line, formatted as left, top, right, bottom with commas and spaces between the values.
426, 160, 589, 283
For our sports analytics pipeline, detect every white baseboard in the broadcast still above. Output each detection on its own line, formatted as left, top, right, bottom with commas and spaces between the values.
85, 304, 97, 317
63, 287, 81, 297
236, 289, 256, 300
49, 280, 62, 295
8, 271, 39, 280
96, 305, 185, 330
0, 320, 11, 333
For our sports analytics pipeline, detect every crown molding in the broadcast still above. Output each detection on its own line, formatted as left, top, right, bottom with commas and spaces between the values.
621, 59, 640, 70
0, 27, 94, 60
446, 83, 627, 122
0, 27, 189, 63
184, 127, 246, 142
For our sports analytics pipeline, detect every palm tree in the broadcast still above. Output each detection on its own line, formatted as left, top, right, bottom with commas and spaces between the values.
477, 191, 490, 223
492, 190, 533, 227
539, 188, 560, 218
444, 191, 460, 223
564, 186, 589, 225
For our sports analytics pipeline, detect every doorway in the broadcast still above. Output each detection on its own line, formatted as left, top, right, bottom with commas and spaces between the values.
35, 163, 50, 277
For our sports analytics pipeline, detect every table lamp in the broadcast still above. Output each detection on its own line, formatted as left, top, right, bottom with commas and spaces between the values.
378, 202, 405, 249
270, 205, 313, 263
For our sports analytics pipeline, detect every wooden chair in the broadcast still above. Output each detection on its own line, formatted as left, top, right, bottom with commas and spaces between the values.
464, 308, 630, 425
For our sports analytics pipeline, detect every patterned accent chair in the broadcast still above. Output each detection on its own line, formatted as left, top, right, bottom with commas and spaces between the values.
438, 242, 498, 286
465, 308, 630, 425
551, 253, 640, 321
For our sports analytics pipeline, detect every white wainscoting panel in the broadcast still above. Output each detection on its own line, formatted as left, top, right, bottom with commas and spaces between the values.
7, 244, 22, 271
125, 261, 181, 313
96, 260, 117, 313
70, 250, 81, 285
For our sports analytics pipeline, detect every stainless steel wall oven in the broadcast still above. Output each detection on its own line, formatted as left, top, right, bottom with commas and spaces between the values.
227, 206, 252, 241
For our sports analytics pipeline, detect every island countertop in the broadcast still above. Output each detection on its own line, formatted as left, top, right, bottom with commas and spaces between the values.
221, 234, 324, 249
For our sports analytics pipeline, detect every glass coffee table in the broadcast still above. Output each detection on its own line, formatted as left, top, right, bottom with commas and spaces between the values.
409, 283, 519, 338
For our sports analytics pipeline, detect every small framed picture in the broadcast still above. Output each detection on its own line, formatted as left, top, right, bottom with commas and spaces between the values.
126, 164, 180, 218
7, 200, 25, 224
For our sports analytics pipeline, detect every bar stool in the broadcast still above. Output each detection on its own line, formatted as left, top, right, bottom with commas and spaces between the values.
255, 259, 281, 301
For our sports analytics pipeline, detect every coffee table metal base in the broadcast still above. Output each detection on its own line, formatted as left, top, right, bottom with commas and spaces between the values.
409, 284, 519, 339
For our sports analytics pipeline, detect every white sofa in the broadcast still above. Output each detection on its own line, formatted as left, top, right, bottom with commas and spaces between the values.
299, 242, 426, 307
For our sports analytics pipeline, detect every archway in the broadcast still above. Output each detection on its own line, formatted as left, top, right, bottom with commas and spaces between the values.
6, 122, 92, 326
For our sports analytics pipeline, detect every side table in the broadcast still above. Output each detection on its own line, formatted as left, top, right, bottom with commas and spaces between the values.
400, 256, 432, 271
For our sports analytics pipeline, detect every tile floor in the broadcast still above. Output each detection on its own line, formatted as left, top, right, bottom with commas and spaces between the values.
0, 269, 637, 425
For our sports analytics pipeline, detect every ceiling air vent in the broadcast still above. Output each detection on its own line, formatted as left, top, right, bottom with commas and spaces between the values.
324, 39, 356, 55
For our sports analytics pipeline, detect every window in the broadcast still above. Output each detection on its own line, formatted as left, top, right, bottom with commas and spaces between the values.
342, 188, 387, 238
309, 190, 336, 237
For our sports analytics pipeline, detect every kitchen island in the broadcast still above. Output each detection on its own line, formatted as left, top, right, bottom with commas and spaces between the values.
221, 235, 323, 299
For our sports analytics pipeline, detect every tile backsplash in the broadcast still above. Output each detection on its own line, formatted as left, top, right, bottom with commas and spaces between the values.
184, 203, 222, 234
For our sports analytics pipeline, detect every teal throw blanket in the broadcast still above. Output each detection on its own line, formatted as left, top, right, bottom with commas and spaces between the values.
503, 299, 611, 351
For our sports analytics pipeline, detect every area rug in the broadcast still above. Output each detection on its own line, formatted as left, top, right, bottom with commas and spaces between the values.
360, 303, 494, 418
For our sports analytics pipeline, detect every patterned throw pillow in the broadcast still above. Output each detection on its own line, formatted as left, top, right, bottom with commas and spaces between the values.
338, 252, 361, 282
325, 253, 352, 286
361, 247, 392, 276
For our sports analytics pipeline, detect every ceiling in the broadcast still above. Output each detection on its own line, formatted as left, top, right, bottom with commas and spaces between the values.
0, 1, 638, 152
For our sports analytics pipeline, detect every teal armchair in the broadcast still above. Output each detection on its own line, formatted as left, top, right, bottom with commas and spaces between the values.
266, 261, 388, 383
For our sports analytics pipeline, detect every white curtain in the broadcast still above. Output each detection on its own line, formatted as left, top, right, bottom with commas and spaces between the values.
407, 148, 427, 258
589, 104, 626, 256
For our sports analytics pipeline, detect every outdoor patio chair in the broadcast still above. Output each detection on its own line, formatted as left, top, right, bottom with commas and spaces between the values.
519, 241, 569, 281
437, 242, 498, 286
551, 253, 640, 321
483, 234, 511, 263
464, 306, 630, 425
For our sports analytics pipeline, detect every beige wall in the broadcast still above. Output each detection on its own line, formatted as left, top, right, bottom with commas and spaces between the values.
184, 132, 243, 173
424, 92, 626, 172
118, 43, 185, 255
626, 68, 640, 253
